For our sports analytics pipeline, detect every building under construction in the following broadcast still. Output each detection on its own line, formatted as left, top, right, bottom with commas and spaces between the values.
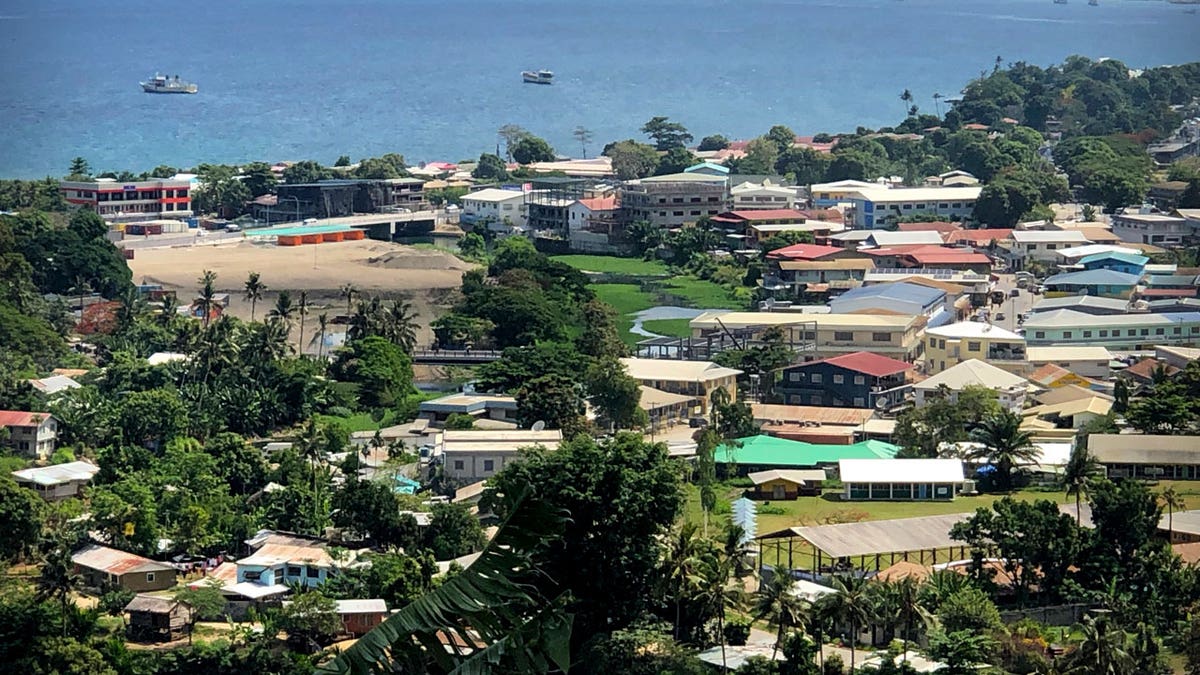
524, 177, 586, 236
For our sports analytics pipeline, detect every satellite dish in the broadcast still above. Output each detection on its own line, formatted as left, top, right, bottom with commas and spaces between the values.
874, 397, 889, 411
531, 420, 546, 432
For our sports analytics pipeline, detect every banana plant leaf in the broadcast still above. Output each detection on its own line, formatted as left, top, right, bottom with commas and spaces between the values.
318, 487, 572, 674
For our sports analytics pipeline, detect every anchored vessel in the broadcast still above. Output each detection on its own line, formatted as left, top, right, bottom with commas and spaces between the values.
521, 70, 554, 85
141, 74, 198, 94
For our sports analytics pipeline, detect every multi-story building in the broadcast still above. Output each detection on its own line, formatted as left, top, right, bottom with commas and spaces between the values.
1024, 346, 1113, 380
620, 172, 728, 228
845, 186, 981, 229
1111, 210, 1191, 247
60, 178, 193, 221
923, 322, 1026, 374
1023, 309, 1200, 350
689, 311, 925, 361
913, 359, 1031, 411
1006, 230, 1091, 269
620, 358, 742, 414
12, 460, 99, 501
778, 351, 913, 409
731, 180, 800, 210
273, 180, 397, 221
460, 188, 528, 229
441, 429, 564, 483
810, 180, 881, 208
0, 410, 57, 459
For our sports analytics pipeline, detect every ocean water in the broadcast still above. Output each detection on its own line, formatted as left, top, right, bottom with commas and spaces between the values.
1, 0, 1197, 177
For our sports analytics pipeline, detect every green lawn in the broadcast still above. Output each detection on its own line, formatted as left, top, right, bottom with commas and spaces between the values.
314, 410, 398, 433
591, 283, 658, 316
658, 276, 738, 309
551, 254, 669, 276
641, 318, 693, 338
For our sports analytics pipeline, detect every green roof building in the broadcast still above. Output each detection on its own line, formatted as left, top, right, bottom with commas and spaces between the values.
715, 435, 899, 471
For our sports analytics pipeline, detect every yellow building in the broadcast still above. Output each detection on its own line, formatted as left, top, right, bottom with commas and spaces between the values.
923, 321, 1026, 375
620, 358, 742, 414
689, 311, 925, 361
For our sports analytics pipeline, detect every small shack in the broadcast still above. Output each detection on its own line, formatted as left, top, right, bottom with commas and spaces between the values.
747, 469, 827, 499
125, 594, 194, 642
336, 599, 388, 636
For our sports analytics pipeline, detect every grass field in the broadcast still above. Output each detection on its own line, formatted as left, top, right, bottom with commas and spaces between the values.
683, 479, 1200, 571
551, 254, 669, 276
315, 410, 398, 433
641, 318, 693, 338
658, 276, 739, 309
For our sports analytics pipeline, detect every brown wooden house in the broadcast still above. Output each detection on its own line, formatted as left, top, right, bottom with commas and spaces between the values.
125, 594, 194, 642
72, 543, 177, 592
336, 599, 388, 637
747, 469, 827, 500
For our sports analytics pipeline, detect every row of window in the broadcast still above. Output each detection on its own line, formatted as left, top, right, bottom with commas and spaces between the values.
831, 331, 893, 342
1032, 325, 1200, 339
788, 394, 866, 407
875, 202, 966, 211
451, 459, 496, 472
789, 371, 868, 385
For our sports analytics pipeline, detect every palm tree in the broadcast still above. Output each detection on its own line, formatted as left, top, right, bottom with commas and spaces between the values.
340, 283, 358, 316
243, 271, 266, 321
197, 270, 217, 328
297, 291, 309, 357
900, 89, 914, 118
37, 536, 82, 636
1160, 487, 1186, 541
157, 294, 179, 327
892, 576, 930, 661
1059, 614, 1135, 675
269, 290, 295, 342
933, 92, 943, 118
753, 571, 810, 660
385, 299, 419, 352
316, 312, 329, 361
662, 522, 707, 641
694, 553, 745, 670
968, 410, 1039, 492
920, 570, 969, 614
1062, 444, 1102, 525
818, 574, 873, 672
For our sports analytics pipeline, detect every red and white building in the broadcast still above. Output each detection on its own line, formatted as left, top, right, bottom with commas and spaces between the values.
0, 410, 58, 459
60, 178, 193, 221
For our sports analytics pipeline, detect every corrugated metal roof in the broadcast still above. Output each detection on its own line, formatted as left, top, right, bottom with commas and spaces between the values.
761, 513, 971, 558
839, 458, 964, 483
831, 281, 944, 306
72, 544, 173, 575
12, 461, 99, 486
1043, 269, 1141, 286
715, 435, 898, 466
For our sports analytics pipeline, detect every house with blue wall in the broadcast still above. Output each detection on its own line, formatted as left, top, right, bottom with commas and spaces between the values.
1078, 251, 1148, 276
234, 531, 347, 593
1042, 269, 1140, 299
778, 351, 913, 409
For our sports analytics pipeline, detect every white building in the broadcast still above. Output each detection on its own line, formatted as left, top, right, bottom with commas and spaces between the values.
441, 429, 563, 482
1008, 230, 1091, 267
845, 186, 982, 229
60, 177, 193, 221
12, 460, 99, 501
0, 411, 57, 459
731, 180, 800, 210
913, 359, 1031, 411
1110, 210, 1190, 247
460, 188, 528, 230
1024, 346, 1113, 380
839, 458, 965, 501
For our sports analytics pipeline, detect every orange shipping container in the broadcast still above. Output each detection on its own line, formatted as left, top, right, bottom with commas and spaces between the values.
345, 229, 365, 240
301, 234, 322, 244
278, 235, 302, 246
324, 231, 344, 242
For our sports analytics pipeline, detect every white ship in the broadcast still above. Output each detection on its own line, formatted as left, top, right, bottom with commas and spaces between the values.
522, 70, 553, 85
141, 73, 198, 94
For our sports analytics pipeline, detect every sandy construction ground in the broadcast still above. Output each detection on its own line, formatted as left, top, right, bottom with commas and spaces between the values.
128, 239, 475, 349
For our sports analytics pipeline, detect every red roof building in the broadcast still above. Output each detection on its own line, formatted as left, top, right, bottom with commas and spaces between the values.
712, 209, 810, 225
821, 352, 915, 378
576, 196, 617, 211
765, 243, 847, 261
962, 123, 990, 131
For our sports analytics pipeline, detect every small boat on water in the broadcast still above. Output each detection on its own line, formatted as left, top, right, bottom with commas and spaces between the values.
1089, 0, 1098, 5
1053, 0, 1067, 4
522, 70, 553, 85
141, 73, 198, 94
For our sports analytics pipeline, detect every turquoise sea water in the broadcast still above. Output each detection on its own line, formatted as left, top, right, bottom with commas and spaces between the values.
1, 0, 1197, 177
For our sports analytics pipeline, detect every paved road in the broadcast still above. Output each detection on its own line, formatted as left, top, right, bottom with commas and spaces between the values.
120, 230, 244, 250
979, 273, 1037, 335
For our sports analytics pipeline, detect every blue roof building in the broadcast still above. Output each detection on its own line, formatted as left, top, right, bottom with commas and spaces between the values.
1078, 251, 1149, 276
684, 161, 731, 177
1042, 269, 1141, 299
829, 282, 946, 318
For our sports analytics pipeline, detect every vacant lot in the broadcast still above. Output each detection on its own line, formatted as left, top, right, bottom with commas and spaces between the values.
551, 254, 668, 276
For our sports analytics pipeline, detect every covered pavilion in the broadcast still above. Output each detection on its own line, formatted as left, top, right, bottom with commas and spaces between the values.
757, 513, 974, 573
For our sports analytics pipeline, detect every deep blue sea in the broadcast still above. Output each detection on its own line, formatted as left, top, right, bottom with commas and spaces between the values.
1, 0, 1198, 177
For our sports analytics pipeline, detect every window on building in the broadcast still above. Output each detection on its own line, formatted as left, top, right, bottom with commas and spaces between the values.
811, 373, 823, 384
146, 573, 155, 583
307, 566, 320, 578
1156, 328, 1165, 335
872, 332, 890, 342
1141, 329, 1149, 336
1099, 330, 1108, 337
902, 204, 912, 210
810, 395, 823, 405
833, 374, 844, 384
854, 375, 865, 385
287, 565, 302, 577
1128, 329, 1137, 336
1174, 327, 1182, 334
938, 203, 949, 209
1035, 331, 1045, 339
952, 203, 962, 208
453, 460, 464, 471
673, 211, 684, 216
1046, 244, 1056, 250
1083, 330, 1092, 338
483, 459, 495, 472
967, 341, 981, 351
789, 372, 801, 382
915, 203, 926, 209
1062, 331, 1072, 339
834, 331, 853, 341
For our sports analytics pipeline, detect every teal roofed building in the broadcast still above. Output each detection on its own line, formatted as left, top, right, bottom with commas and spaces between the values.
715, 435, 899, 472
1042, 269, 1141, 299
1078, 251, 1149, 276
684, 161, 731, 176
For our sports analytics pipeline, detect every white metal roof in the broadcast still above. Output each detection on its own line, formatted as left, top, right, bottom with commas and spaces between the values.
1056, 244, 1139, 260
334, 599, 387, 614
914, 359, 1029, 391
461, 188, 527, 203
838, 458, 965, 484
848, 186, 982, 203
13, 460, 99, 486
620, 357, 742, 383
748, 469, 828, 485
1010, 230, 1090, 243
926, 321, 1023, 340
1025, 346, 1113, 362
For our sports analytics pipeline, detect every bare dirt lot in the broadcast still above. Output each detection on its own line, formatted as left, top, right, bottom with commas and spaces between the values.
129, 239, 474, 348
